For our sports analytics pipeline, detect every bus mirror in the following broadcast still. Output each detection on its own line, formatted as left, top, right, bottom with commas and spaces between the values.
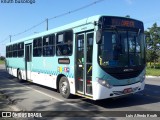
96, 29, 102, 44
82, 58, 84, 63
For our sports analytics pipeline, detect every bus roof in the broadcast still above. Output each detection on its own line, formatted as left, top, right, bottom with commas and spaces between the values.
6, 15, 143, 45
6, 15, 102, 45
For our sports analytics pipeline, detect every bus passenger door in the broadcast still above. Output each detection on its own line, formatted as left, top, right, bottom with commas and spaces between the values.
25, 44, 32, 80
85, 32, 93, 95
76, 32, 93, 96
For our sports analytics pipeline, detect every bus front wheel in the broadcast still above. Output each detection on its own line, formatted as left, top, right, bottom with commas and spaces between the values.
59, 77, 71, 98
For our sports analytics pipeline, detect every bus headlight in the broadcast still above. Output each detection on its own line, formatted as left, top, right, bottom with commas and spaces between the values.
97, 78, 112, 88
140, 75, 145, 83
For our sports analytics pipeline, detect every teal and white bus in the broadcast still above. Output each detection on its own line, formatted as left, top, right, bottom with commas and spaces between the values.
5, 15, 146, 100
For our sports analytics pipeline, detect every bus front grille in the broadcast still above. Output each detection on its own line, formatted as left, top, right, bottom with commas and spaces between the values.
109, 70, 142, 80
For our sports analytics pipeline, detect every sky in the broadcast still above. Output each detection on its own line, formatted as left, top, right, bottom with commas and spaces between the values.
0, 0, 160, 56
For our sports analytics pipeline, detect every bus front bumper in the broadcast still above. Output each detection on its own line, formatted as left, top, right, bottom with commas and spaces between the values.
92, 81, 145, 100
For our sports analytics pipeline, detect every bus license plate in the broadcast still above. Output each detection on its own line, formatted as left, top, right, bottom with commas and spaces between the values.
123, 88, 133, 94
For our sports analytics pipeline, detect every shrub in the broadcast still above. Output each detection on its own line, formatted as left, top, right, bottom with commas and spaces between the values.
0, 56, 5, 60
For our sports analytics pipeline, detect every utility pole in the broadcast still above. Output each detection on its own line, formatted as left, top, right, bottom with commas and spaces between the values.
46, 18, 48, 31
9, 35, 11, 42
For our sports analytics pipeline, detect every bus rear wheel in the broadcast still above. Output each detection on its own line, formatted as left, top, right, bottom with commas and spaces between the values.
17, 70, 22, 82
59, 76, 71, 98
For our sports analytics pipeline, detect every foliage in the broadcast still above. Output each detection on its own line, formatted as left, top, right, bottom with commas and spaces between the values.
0, 60, 5, 64
147, 62, 160, 69
146, 67, 160, 76
145, 23, 160, 68
0, 56, 5, 61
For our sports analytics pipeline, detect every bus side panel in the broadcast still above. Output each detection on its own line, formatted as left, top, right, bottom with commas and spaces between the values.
6, 57, 25, 78
31, 56, 75, 94
31, 57, 51, 87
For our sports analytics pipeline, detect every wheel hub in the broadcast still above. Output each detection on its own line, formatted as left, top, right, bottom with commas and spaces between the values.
61, 82, 68, 94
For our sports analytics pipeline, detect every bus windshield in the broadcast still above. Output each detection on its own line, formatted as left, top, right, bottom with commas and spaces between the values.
98, 30, 145, 68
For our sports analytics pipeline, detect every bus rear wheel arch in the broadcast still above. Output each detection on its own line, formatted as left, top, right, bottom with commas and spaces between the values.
59, 76, 71, 98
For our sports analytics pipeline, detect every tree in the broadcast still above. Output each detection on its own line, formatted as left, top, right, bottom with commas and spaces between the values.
145, 23, 160, 68
0, 56, 5, 60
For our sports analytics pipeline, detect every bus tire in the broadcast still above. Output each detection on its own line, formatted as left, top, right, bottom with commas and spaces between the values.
17, 70, 22, 82
59, 76, 71, 98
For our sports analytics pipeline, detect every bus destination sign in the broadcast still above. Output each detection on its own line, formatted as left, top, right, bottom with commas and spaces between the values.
100, 16, 144, 30
111, 19, 135, 27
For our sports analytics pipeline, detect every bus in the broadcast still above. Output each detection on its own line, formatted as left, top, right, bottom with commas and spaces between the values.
5, 15, 146, 100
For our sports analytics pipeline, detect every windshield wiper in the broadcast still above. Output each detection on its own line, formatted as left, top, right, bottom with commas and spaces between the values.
138, 29, 141, 36
111, 26, 119, 35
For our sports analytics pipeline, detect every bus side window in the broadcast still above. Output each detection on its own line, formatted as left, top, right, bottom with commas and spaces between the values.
56, 30, 73, 56
18, 42, 24, 57
9, 45, 13, 58
6, 46, 8, 58
33, 37, 42, 57
43, 34, 55, 57
13, 44, 18, 57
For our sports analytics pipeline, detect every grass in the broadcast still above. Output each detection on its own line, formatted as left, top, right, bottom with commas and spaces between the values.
146, 62, 160, 76
0, 60, 5, 64
146, 68, 160, 76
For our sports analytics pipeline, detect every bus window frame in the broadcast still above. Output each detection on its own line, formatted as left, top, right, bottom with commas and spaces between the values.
13, 43, 18, 58
56, 30, 73, 56
18, 42, 24, 57
33, 37, 43, 57
42, 34, 55, 57
9, 45, 13, 58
